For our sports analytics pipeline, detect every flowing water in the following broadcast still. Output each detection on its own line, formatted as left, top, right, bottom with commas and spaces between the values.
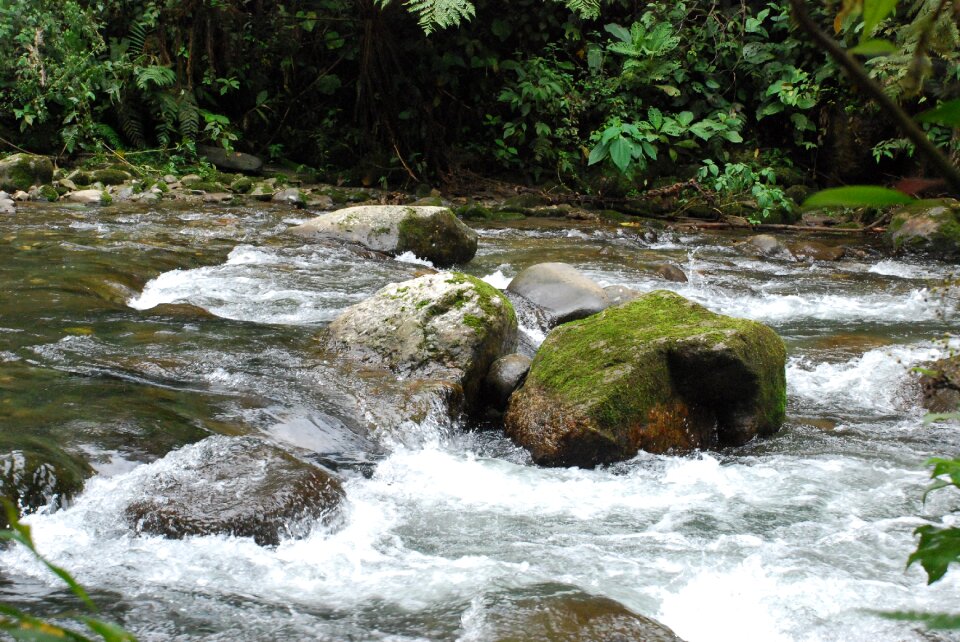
1, 202, 958, 641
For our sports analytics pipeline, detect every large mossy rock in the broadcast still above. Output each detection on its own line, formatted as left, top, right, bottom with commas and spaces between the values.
507, 262, 610, 325
888, 199, 960, 259
505, 290, 786, 467
125, 436, 343, 546
323, 272, 517, 407
471, 585, 685, 642
919, 355, 960, 414
291, 205, 478, 267
0, 154, 54, 192
0, 436, 92, 527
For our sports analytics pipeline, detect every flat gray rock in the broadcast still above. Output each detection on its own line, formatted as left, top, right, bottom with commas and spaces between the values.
507, 262, 609, 325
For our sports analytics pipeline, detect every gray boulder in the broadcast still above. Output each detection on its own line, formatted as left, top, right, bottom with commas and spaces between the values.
738, 234, 793, 260
197, 145, 263, 174
507, 263, 609, 325
0, 153, 53, 192
505, 290, 787, 467
65, 189, 108, 205
291, 205, 478, 267
272, 187, 306, 207
125, 436, 343, 546
0, 191, 14, 215
484, 353, 532, 409
888, 199, 960, 259
323, 272, 517, 407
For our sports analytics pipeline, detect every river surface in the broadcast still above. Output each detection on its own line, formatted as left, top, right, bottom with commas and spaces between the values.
1, 202, 958, 641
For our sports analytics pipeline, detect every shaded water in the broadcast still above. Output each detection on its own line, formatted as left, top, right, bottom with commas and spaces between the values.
1, 202, 959, 641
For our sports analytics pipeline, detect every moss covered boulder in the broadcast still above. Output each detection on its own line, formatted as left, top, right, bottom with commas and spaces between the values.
0, 153, 54, 192
323, 272, 517, 407
125, 436, 343, 546
888, 199, 960, 259
919, 355, 960, 414
505, 290, 786, 467
291, 205, 478, 267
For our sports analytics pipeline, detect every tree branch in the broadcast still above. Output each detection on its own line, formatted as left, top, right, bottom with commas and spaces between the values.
787, 0, 960, 194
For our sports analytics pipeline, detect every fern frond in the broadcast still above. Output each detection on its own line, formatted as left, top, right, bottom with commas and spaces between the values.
135, 65, 176, 91
117, 96, 147, 148
128, 23, 148, 56
404, 0, 477, 34
557, 0, 600, 19
94, 123, 123, 148
178, 93, 200, 144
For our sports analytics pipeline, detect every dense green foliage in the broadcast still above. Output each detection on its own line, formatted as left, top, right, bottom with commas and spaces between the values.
0, 0, 958, 200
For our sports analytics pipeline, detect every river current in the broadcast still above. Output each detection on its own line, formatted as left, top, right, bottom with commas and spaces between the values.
1, 203, 958, 641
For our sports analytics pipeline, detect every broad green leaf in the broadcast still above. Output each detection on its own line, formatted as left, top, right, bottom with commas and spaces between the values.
908, 524, 960, 584
676, 111, 694, 127
722, 130, 744, 143
656, 84, 680, 97
587, 142, 608, 165
880, 611, 960, 630
640, 140, 657, 160
802, 186, 914, 207
603, 23, 631, 44
609, 137, 632, 173
647, 107, 663, 130
916, 99, 960, 127
849, 39, 897, 56
862, 0, 898, 38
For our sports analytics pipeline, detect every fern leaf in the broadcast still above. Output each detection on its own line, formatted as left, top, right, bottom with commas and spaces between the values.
117, 96, 147, 148
404, 0, 476, 34
557, 0, 600, 19
135, 65, 176, 91
128, 23, 147, 56
177, 93, 200, 144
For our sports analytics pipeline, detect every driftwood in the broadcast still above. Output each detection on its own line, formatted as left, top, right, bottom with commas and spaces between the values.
673, 220, 882, 235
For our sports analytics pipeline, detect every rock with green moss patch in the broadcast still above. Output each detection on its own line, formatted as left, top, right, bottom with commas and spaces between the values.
272, 187, 306, 207
249, 182, 275, 201
291, 205, 478, 267
919, 355, 960, 414
230, 176, 254, 194
507, 263, 610, 325
0, 153, 54, 192
887, 199, 960, 259
65, 189, 108, 206
323, 272, 517, 407
90, 168, 130, 185
505, 290, 786, 467
0, 435, 92, 527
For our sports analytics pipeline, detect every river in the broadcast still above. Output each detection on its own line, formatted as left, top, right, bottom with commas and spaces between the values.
1, 202, 958, 641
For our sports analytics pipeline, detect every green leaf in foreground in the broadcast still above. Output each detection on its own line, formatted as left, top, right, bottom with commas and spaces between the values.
916, 99, 960, 127
861, 0, 898, 38
802, 186, 914, 208
849, 39, 898, 56
880, 611, 960, 630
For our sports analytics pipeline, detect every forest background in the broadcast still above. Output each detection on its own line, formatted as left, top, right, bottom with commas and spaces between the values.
1, 0, 959, 212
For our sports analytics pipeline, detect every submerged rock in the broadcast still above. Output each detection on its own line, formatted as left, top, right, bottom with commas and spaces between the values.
888, 199, 960, 259
125, 436, 343, 546
788, 239, 846, 261
0, 436, 91, 527
505, 290, 786, 467
484, 353, 532, 410
654, 262, 688, 282
919, 355, 960, 414
507, 262, 609, 325
291, 205, 478, 267
323, 272, 517, 407
469, 584, 685, 642
737, 234, 793, 260
0, 153, 54, 192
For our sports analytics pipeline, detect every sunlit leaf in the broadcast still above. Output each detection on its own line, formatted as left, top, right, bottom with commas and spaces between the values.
802, 186, 914, 207
849, 39, 897, 56
916, 99, 960, 127
862, 0, 898, 38
879, 611, 960, 630
835, 0, 862, 32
